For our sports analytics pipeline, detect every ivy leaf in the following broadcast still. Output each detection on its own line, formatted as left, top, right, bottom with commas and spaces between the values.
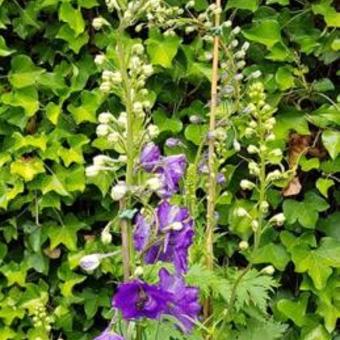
184, 124, 208, 145
313, 78, 335, 92
147, 31, 181, 68
316, 178, 334, 198
0, 36, 15, 57
2, 87, 39, 117
322, 129, 340, 159
226, 0, 259, 12
153, 110, 183, 134
312, 0, 340, 28
283, 191, 329, 229
275, 66, 294, 90
78, 288, 110, 319
8, 55, 45, 88
46, 214, 88, 251
252, 243, 290, 271
10, 158, 45, 182
277, 293, 309, 327
242, 20, 282, 48
0, 261, 28, 286
317, 212, 340, 240
45, 102, 61, 125
57, 24, 89, 54
58, 264, 86, 298
59, 2, 85, 36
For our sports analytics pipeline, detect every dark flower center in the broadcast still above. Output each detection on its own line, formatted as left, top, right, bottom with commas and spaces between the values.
136, 287, 149, 310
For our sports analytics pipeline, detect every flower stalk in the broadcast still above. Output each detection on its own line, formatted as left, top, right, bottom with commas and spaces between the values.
204, 0, 221, 322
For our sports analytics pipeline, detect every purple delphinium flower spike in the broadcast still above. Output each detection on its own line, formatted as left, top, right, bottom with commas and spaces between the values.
140, 142, 161, 171
158, 268, 200, 333
144, 200, 194, 273
94, 328, 124, 340
133, 213, 151, 252
113, 280, 171, 320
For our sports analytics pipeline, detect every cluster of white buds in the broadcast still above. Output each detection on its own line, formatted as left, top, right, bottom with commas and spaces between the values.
100, 70, 123, 93
105, 0, 119, 12
92, 17, 109, 30
32, 302, 53, 332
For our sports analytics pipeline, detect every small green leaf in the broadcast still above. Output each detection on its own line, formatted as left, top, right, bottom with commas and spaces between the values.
313, 78, 335, 92
147, 31, 181, 68
184, 124, 208, 145
275, 66, 294, 90
316, 178, 334, 198
57, 24, 89, 53
322, 130, 340, 159
59, 3, 85, 36
0, 36, 15, 57
10, 158, 45, 181
312, 0, 340, 28
45, 102, 61, 125
243, 19, 282, 48
153, 110, 183, 134
226, 0, 259, 12
252, 243, 290, 271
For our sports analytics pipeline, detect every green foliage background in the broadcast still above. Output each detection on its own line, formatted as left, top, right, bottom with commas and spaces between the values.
0, 0, 339, 339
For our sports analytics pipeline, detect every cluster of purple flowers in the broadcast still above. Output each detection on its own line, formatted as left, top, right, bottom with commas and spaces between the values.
95, 143, 200, 338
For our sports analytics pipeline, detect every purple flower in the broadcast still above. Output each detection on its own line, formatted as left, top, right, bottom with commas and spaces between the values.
140, 143, 161, 171
165, 138, 183, 148
94, 329, 124, 340
156, 155, 187, 198
158, 268, 200, 333
140, 143, 187, 198
113, 280, 171, 320
216, 173, 226, 184
144, 200, 194, 273
133, 214, 151, 252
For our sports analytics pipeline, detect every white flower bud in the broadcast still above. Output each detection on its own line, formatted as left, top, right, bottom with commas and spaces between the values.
85, 165, 100, 177
101, 229, 112, 244
251, 220, 259, 232
130, 56, 141, 70
102, 70, 114, 81
186, 0, 195, 8
245, 128, 254, 138
118, 112, 127, 127
250, 70, 262, 79
134, 266, 144, 277
266, 170, 282, 182
147, 124, 159, 138
92, 17, 108, 30
98, 112, 114, 124
270, 148, 282, 157
231, 39, 239, 47
242, 42, 250, 50
146, 176, 162, 191
224, 20, 232, 28
169, 222, 183, 231
100, 82, 111, 93
261, 265, 275, 275
118, 155, 127, 162
94, 54, 106, 66
239, 240, 249, 251
247, 145, 259, 154
133, 102, 143, 112
96, 124, 110, 137
111, 71, 122, 83
233, 139, 241, 151
232, 26, 241, 35
79, 254, 101, 271
266, 133, 276, 141
234, 73, 244, 81
240, 180, 255, 190
135, 23, 144, 32
204, 52, 213, 61
108, 132, 120, 143
248, 161, 260, 176
237, 60, 246, 69
249, 120, 257, 128
93, 155, 114, 166
260, 201, 269, 213
132, 44, 144, 55
269, 213, 285, 226
235, 207, 248, 217
110, 182, 127, 201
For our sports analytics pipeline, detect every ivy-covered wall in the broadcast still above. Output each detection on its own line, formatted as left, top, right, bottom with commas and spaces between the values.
0, 0, 339, 339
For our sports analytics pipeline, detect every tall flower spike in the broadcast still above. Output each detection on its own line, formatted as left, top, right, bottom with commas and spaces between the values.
158, 268, 201, 333
142, 200, 194, 274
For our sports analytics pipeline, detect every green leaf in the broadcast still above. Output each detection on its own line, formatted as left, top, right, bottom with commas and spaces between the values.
277, 293, 309, 327
147, 31, 181, 68
275, 66, 294, 90
312, 0, 340, 28
0, 36, 15, 57
266, 0, 289, 5
243, 19, 282, 48
57, 24, 89, 53
184, 124, 208, 145
0, 261, 27, 286
153, 110, 183, 134
2, 87, 39, 116
300, 156, 320, 171
8, 55, 45, 88
45, 102, 61, 125
316, 178, 334, 198
10, 158, 45, 181
313, 78, 335, 92
317, 212, 340, 240
283, 191, 329, 229
226, 0, 259, 12
67, 90, 103, 124
59, 3, 85, 36
322, 129, 340, 159
46, 214, 87, 251
252, 243, 290, 271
